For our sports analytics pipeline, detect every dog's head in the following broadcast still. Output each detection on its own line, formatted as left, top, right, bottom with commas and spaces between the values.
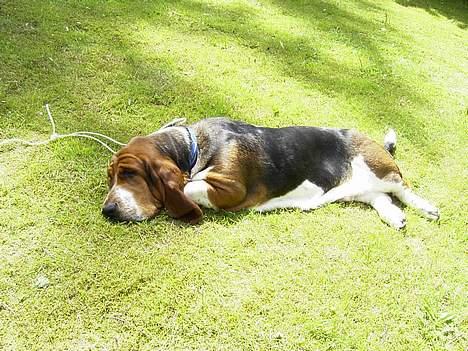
102, 136, 202, 224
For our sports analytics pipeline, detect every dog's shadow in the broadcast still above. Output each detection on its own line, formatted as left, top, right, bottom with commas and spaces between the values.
104, 195, 412, 231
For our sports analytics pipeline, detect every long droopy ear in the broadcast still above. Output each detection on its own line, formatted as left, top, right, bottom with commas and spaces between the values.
155, 163, 203, 224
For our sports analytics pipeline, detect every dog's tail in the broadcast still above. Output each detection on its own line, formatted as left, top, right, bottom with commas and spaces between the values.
384, 128, 397, 156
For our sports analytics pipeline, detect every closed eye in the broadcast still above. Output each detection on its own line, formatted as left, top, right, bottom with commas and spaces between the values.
120, 170, 136, 179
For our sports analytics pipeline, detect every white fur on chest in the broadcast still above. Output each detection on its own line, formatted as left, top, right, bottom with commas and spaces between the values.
254, 180, 325, 212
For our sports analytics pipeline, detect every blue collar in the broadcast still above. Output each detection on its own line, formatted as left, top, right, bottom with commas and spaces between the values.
184, 127, 198, 173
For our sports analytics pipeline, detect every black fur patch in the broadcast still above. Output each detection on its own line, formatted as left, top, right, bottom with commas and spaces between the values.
192, 118, 353, 197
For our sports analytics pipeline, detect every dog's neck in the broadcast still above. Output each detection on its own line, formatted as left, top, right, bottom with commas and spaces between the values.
150, 126, 198, 174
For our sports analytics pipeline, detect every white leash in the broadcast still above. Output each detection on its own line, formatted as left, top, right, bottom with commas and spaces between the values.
0, 104, 126, 153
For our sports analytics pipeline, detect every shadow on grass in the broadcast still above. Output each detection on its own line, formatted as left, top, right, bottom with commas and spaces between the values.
100, 209, 251, 229
0, 0, 234, 140
395, 0, 468, 28
1, 0, 450, 159
167, 0, 446, 157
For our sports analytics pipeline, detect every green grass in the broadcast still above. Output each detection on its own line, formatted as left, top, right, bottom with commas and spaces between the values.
0, 0, 467, 350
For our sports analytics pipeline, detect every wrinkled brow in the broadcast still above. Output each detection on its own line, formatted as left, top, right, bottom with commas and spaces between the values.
115, 154, 145, 170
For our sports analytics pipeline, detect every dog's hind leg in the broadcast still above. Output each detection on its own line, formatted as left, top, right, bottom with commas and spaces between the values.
350, 131, 439, 222
308, 183, 359, 209
392, 185, 440, 221
353, 192, 406, 229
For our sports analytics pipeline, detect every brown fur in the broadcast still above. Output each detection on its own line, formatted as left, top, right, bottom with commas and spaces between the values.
351, 132, 403, 183
106, 137, 202, 223
107, 153, 161, 219
203, 141, 269, 210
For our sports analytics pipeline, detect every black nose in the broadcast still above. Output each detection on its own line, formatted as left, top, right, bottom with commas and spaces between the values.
102, 202, 118, 218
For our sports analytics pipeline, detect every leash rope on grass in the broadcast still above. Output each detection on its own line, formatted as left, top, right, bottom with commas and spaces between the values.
0, 104, 126, 153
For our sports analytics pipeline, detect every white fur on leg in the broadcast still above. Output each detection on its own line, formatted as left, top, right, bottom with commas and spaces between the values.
393, 187, 440, 220
355, 192, 406, 229
255, 155, 401, 213
312, 155, 397, 209
184, 181, 216, 209
254, 180, 324, 212
185, 166, 216, 209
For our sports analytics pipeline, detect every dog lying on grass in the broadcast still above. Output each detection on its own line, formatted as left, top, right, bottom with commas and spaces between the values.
102, 118, 439, 229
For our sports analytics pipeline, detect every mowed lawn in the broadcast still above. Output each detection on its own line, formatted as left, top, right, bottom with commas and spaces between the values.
0, 0, 466, 350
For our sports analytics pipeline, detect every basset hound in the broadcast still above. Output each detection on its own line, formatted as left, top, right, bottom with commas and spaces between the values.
102, 117, 439, 229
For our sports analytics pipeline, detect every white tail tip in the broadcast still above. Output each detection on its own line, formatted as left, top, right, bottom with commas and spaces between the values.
384, 128, 397, 155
